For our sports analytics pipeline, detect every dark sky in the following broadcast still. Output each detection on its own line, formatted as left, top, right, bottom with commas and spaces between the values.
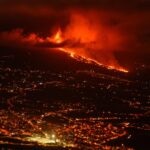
0, 0, 149, 31
0, 0, 150, 66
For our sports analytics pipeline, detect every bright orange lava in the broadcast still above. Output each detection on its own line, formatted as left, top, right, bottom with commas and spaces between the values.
53, 28, 63, 44
51, 28, 128, 73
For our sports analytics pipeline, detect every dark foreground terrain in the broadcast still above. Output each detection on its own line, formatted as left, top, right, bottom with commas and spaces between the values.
0, 50, 150, 150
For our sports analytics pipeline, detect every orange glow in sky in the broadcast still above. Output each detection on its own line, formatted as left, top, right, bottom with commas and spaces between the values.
51, 27, 128, 73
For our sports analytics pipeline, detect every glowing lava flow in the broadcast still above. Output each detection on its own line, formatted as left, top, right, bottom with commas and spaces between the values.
51, 29, 128, 73
53, 28, 63, 44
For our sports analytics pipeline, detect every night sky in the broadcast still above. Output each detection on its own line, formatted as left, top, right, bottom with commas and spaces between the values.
0, 0, 150, 67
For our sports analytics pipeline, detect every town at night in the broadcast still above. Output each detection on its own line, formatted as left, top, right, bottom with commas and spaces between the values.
0, 0, 150, 150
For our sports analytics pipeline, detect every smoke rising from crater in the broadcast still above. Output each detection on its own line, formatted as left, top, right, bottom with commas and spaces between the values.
0, 0, 149, 66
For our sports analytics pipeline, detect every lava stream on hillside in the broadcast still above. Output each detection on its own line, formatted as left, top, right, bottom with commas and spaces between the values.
48, 28, 128, 73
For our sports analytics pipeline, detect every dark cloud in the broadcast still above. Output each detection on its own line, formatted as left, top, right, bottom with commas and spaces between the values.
0, 0, 150, 10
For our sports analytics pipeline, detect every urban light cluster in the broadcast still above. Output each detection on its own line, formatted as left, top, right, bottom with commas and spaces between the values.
26, 133, 60, 145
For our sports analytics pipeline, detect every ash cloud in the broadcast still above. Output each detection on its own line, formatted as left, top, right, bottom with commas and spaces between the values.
0, 0, 149, 66
0, 29, 44, 48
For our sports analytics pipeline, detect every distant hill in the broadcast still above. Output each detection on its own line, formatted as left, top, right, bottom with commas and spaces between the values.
0, 46, 129, 78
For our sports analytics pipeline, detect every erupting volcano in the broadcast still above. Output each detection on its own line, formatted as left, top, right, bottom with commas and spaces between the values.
0, 11, 129, 73
50, 28, 128, 73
